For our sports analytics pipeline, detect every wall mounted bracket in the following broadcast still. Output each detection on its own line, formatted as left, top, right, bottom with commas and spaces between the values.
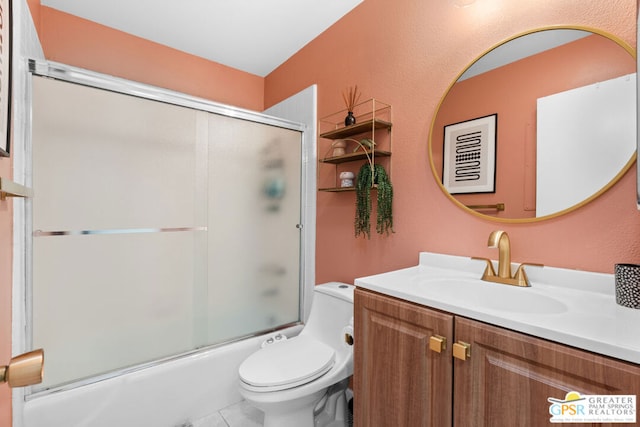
0, 177, 33, 200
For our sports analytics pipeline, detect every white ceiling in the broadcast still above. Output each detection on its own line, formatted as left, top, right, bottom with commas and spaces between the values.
40, 0, 363, 77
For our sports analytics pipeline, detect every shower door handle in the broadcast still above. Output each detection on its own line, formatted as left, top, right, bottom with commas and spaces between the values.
0, 349, 44, 387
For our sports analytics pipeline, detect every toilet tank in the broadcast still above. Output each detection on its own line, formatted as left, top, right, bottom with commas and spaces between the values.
300, 282, 354, 350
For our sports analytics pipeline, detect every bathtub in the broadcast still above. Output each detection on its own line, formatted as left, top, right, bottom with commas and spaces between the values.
22, 326, 302, 427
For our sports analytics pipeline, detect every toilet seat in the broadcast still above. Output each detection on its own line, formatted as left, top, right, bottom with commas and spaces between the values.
239, 335, 335, 392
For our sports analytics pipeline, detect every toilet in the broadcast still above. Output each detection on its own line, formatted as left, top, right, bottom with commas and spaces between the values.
238, 282, 355, 427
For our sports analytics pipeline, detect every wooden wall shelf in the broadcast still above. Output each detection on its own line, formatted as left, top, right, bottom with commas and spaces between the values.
318, 99, 392, 192
320, 150, 391, 165
319, 118, 392, 140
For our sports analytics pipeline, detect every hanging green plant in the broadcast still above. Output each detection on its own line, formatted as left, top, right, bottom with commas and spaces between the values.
355, 163, 394, 238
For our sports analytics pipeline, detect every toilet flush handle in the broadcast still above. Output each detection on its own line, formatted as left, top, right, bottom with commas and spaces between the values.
344, 333, 354, 346
343, 319, 354, 346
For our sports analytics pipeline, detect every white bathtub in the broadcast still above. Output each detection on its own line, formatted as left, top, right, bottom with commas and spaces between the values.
22, 327, 301, 427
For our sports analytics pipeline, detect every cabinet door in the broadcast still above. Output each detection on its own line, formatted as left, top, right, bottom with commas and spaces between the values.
354, 289, 454, 427
454, 316, 640, 427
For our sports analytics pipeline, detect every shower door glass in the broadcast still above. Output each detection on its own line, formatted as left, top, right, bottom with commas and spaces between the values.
206, 114, 301, 344
30, 74, 302, 392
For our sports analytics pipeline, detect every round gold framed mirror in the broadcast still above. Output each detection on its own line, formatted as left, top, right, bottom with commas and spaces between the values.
428, 26, 636, 222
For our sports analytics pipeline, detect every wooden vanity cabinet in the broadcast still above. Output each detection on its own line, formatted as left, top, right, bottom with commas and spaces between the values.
354, 288, 640, 427
354, 288, 454, 427
454, 316, 640, 427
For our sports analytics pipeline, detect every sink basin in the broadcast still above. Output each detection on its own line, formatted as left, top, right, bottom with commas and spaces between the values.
355, 252, 640, 364
413, 276, 568, 314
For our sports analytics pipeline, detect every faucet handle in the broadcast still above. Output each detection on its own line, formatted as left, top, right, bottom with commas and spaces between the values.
472, 257, 496, 279
513, 263, 544, 287
518, 262, 544, 269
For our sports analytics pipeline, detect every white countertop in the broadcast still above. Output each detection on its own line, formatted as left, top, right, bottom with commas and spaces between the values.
354, 252, 640, 365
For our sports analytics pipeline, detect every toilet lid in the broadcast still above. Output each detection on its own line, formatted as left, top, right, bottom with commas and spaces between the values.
239, 335, 335, 389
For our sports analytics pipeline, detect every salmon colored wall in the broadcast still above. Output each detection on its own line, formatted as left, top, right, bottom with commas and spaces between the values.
0, 1, 636, 426
432, 34, 635, 219
39, 6, 265, 111
265, 0, 638, 284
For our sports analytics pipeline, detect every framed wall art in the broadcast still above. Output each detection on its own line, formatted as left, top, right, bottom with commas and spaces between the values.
442, 113, 497, 194
0, 0, 11, 157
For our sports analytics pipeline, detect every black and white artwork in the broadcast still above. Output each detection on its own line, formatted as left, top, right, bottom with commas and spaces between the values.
442, 114, 497, 194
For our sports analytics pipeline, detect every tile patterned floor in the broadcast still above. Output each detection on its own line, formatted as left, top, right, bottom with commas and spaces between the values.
192, 401, 264, 427
191, 395, 353, 427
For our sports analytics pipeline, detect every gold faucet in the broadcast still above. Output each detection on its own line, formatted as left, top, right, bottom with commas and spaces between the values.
473, 230, 543, 287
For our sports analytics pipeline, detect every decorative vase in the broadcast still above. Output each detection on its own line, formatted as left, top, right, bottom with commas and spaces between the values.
331, 139, 347, 157
339, 171, 355, 188
344, 111, 356, 126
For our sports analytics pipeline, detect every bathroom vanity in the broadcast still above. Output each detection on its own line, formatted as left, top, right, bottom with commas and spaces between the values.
353, 253, 640, 427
